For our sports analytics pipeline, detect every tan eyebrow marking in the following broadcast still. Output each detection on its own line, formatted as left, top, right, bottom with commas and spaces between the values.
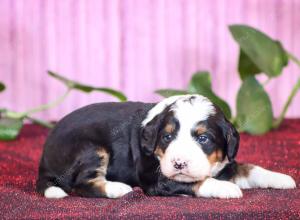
164, 123, 175, 133
195, 124, 207, 135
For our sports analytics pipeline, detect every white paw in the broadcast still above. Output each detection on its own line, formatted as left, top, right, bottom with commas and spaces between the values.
263, 172, 296, 189
44, 186, 68, 199
197, 178, 242, 199
236, 166, 297, 189
105, 181, 133, 198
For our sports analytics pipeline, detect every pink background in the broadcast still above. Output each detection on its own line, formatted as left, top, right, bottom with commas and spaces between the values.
0, 0, 299, 120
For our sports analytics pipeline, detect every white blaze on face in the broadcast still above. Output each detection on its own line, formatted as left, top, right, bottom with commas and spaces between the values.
150, 95, 216, 182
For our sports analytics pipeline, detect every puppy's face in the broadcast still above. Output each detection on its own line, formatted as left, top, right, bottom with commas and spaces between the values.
141, 95, 239, 183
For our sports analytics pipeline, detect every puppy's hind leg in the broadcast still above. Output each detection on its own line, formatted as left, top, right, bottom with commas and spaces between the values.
73, 147, 132, 198
233, 163, 296, 189
36, 160, 70, 199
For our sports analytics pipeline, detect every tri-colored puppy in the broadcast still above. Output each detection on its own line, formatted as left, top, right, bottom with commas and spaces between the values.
36, 95, 296, 199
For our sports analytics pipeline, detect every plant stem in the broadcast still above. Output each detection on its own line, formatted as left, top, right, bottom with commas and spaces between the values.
273, 78, 300, 128
3, 110, 26, 119
287, 52, 300, 68
2, 88, 71, 128
24, 88, 71, 116
273, 52, 300, 128
25, 116, 54, 128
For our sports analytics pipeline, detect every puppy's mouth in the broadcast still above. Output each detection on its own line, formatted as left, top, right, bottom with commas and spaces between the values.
169, 173, 202, 183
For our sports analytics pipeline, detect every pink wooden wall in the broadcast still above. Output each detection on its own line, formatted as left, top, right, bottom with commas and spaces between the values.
0, 0, 299, 120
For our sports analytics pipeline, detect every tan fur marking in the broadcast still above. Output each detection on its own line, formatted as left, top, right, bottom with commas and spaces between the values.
208, 149, 223, 164
231, 164, 254, 183
90, 180, 107, 194
208, 151, 217, 164
88, 148, 110, 194
97, 148, 109, 169
164, 123, 175, 133
195, 124, 207, 135
236, 164, 254, 178
216, 149, 223, 161
154, 147, 164, 158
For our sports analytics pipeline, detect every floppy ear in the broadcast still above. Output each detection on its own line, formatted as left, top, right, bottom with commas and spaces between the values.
140, 114, 165, 156
220, 118, 240, 162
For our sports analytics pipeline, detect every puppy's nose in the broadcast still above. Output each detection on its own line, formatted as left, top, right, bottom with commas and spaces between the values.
173, 159, 188, 170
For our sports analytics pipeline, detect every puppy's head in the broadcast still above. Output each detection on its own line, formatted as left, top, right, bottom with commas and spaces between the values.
140, 95, 239, 182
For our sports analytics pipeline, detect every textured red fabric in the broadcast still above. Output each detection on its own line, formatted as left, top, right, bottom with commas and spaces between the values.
0, 120, 299, 219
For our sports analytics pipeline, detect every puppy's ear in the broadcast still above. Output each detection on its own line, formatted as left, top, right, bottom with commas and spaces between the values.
220, 118, 240, 162
140, 114, 165, 156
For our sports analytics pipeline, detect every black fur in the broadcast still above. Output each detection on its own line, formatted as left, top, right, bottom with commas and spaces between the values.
214, 161, 239, 181
37, 102, 153, 194
214, 106, 240, 162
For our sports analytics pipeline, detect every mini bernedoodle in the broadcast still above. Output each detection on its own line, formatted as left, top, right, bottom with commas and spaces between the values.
37, 95, 296, 199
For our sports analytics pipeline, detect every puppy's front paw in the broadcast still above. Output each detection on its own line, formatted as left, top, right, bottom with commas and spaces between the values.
262, 171, 296, 189
237, 166, 297, 189
105, 181, 133, 198
196, 178, 242, 199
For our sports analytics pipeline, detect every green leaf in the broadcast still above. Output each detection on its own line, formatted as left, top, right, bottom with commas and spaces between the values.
48, 71, 127, 101
238, 49, 261, 80
155, 89, 188, 98
0, 118, 23, 140
188, 72, 232, 119
0, 82, 5, 92
0, 108, 7, 113
236, 76, 273, 134
229, 25, 288, 77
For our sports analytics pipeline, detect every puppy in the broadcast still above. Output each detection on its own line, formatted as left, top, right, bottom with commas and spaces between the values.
36, 95, 296, 199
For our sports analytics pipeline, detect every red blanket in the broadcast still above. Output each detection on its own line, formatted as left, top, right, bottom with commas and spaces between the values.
0, 120, 299, 219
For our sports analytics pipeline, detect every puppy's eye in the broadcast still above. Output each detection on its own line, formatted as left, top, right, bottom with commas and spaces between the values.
163, 134, 173, 142
196, 135, 208, 144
